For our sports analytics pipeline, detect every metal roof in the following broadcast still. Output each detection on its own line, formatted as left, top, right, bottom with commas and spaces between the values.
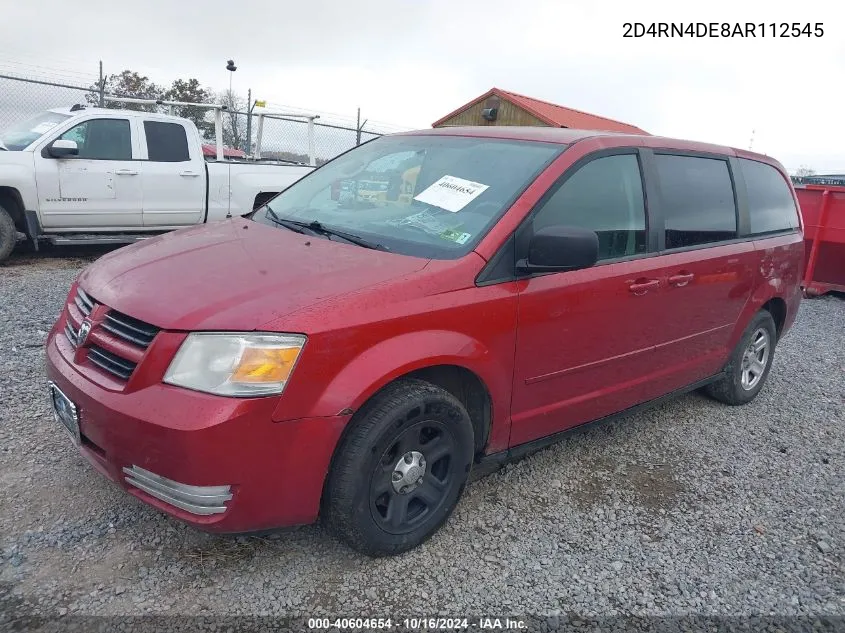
432, 88, 648, 134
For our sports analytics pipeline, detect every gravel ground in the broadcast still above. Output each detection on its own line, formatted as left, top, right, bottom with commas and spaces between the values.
1, 247, 843, 631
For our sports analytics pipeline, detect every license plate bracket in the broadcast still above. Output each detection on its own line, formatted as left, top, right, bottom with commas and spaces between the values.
49, 382, 80, 446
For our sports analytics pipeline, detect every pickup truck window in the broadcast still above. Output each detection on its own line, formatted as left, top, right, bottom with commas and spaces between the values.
60, 118, 132, 161
144, 121, 191, 162
256, 135, 563, 259
0, 111, 71, 151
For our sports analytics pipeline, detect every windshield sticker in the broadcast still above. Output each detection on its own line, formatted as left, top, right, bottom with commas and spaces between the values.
31, 122, 59, 134
413, 175, 489, 213
393, 210, 451, 234
440, 229, 473, 245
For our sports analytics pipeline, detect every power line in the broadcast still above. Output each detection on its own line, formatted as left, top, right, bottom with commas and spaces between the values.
0, 59, 96, 79
0, 65, 95, 87
0, 51, 100, 74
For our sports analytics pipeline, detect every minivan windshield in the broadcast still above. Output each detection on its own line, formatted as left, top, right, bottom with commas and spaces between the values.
0, 111, 72, 151
254, 135, 563, 259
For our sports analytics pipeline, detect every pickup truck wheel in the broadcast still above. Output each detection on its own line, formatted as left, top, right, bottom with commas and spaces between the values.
0, 204, 17, 263
704, 310, 777, 406
324, 378, 474, 557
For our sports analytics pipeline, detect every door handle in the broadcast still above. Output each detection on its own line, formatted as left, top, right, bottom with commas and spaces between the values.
114, 169, 138, 176
668, 272, 695, 287
628, 279, 660, 294
179, 171, 200, 177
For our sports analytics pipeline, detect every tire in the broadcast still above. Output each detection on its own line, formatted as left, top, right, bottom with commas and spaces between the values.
0, 204, 16, 263
704, 310, 778, 406
323, 378, 474, 557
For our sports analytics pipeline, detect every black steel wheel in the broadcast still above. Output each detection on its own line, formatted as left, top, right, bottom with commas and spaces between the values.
323, 378, 474, 556
369, 419, 458, 535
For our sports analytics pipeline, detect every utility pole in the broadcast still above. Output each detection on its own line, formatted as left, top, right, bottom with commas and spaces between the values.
245, 88, 252, 155
98, 60, 105, 107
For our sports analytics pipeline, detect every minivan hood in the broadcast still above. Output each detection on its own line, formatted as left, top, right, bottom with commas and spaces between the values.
79, 219, 430, 331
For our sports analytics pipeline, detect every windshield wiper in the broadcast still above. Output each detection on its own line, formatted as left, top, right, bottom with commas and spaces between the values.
262, 206, 310, 235
261, 206, 389, 251
273, 216, 389, 252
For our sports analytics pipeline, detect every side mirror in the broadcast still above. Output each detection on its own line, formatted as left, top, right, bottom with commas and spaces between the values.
48, 139, 79, 158
517, 225, 599, 274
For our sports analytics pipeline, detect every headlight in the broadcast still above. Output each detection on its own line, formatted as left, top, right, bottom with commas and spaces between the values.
163, 333, 306, 397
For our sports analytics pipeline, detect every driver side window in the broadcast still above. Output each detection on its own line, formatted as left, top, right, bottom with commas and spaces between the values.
532, 153, 647, 260
59, 118, 132, 160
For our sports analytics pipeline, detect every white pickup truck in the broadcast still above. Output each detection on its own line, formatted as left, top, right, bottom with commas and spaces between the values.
0, 103, 314, 261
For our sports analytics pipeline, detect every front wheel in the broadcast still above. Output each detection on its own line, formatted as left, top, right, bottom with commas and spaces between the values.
323, 379, 474, 557
0, 204, 17, 263
704, 310, 778, 406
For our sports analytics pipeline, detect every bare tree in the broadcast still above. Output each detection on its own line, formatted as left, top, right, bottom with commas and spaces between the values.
794, 165, 816, 177
218, 90, 247, 151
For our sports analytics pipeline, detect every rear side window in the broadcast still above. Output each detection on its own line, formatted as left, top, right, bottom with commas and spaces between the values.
144, 121, 190, 162
741, 159, 800, 234
655, 154, 737, 249
532, 154, 647, 260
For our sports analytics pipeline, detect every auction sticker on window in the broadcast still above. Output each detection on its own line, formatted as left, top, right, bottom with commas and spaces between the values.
414, 175, 489, 212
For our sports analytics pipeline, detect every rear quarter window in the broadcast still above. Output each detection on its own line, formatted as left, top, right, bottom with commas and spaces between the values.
740, 159, 800, 234
144, 121, 191, 162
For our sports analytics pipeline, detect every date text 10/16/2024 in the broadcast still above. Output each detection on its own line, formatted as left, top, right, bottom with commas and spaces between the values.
623, 22, 824, 38
308, 617, 527, 630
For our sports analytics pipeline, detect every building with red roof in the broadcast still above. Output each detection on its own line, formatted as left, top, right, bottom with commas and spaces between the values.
432, 87, 647, 135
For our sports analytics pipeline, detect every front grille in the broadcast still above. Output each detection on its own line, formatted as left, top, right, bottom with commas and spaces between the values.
102, 310, 160, 348
87, 345, 137, 381
65, 321, 78, 345
62, 287, 160, 384
75, 288, 94, 317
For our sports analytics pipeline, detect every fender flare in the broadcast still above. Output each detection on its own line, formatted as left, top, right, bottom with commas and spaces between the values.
298, 329, 512, 443
729, 281, 789, 350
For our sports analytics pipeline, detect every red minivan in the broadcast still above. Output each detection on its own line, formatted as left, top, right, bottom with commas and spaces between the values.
45, 127, 804, 556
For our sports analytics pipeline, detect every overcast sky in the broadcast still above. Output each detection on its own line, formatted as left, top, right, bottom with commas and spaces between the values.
1, 0, 843, 171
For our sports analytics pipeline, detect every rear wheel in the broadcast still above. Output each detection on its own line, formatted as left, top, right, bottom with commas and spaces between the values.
0, 204, 16, 263
705, 310, 777, 406
323, 379, 474, 557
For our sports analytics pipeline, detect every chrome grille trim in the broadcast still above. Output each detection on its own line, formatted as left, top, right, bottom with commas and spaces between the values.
102, 311, 159, 348
64, 322, 78, 345
123, 466, 232, 516
87, 345, 136, 380
76, 288, 95, 315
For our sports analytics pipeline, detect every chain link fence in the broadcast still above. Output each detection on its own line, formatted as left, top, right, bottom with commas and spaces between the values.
250, 113, 385, 165
0, 74, 403, 163
0, 75, 96, 129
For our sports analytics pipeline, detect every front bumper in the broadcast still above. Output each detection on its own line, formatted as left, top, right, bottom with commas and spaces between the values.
45, 326, 349, 533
